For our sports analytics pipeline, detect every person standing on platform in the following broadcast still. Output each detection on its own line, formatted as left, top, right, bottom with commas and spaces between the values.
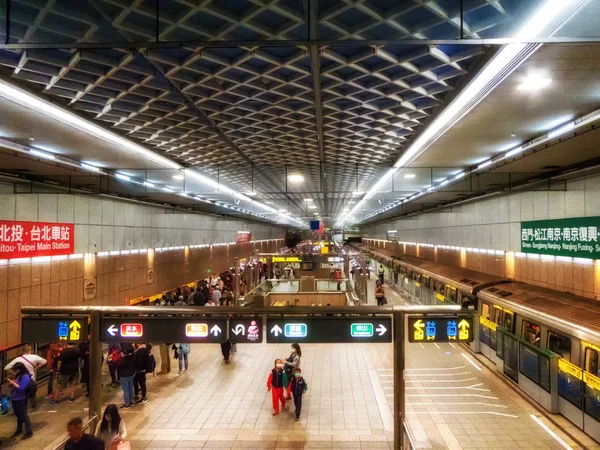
212, 286, 222, 306
283, 343, 301, 400
375, 280, 386, 306
289, 368, 308, 421
267, 359, 287, 416
174, 343, 190, 374
95, 404, 127, 449
193, 287, 206, 306
7, 362, 33, 440
117, 348, 135, 409
107, 343, 122, 386
378, 265, 384, 284
158, 300, 172, 375
79, 339, 90, 398
52, 342, 80, 404
4, 345, 46, 408
133, 344, 151, 404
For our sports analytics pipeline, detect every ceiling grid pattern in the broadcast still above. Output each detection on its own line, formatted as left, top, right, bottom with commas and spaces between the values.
0, 0, 531, 219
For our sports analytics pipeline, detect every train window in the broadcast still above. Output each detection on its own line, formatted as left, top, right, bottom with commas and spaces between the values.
422, 276, 430, 290
503, 310, 514, 332
547, 332, 572, 361
415, 273, 422, 283
493, 306, 503, 325
432, 280, 438, 292
481, 303, 493, 321
522, 320, 541, 347
585, 348, 600, 377
445, 286, 457, 303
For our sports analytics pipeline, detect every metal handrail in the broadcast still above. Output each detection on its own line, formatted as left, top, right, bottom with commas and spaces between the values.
22, 305, 464, 315
404, 420, 417, 450
47, 415, 97, 450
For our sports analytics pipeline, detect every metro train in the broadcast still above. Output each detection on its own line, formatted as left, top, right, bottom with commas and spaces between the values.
352, 242, 600, 443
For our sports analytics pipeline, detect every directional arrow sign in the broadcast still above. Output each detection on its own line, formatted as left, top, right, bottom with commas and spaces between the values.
267, 317, 391, 343
107, 325, 118, 337
210, 325, 221, 336
408, 316, 473, 343
21, 317, 88, 343
101, 318, 227, 343
232, 324, 245, 336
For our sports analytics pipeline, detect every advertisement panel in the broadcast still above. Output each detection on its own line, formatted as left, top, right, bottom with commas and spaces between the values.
236, 231, 252, 244
520, 217, 600, 259
0, 220, 75, 259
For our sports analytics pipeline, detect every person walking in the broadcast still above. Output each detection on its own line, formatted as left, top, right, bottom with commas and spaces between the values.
283, 343, 301, 400
47, 342, 64, 400
133, 344, 151, 404
193, 287, 206, 306
375, 280, 386, 306
7, 362, 33, 440
95, 404, 127, 449
289, 367, 308, 421
65, 417, 103, 450
174, 295, 187, 306
378, 265, 385, 284
212, 286, 222, 306
52, 342, 80, 404
266, 359, 287, 416
174, 343, 191, 374
117, 348, 135, 409
4, 345, 46, 408
220, 339, 232, 363
79, 339, 90, 397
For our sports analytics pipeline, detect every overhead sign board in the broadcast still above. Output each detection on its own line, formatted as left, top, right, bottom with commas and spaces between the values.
521, 217, 600, 259
0, 220, 75, 259
22, 317, 88, 343
266, 317, 391, 343
327, 256, 343, 262
236, 231, 252, 244
102, 317, 227, 343
408, 316, 473, 343
387, 230, 398, 242
272, 256, 301, 263
101, 317, 263, 343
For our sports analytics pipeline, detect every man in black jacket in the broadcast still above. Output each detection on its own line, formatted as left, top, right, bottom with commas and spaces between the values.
193, 287, 206, 306
133, 344, 151, 404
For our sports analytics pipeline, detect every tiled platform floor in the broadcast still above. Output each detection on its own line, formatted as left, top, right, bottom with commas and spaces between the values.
0, 278, 596, 449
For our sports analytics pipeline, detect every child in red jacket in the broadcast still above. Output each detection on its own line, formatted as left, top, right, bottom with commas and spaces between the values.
266, 359, 287, 416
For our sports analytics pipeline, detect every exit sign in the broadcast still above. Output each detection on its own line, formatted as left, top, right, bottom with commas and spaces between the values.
351, 323, 373, 337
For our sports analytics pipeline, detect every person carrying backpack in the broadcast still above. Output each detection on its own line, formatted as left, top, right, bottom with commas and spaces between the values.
7, 362, 33, 440
289, 368, 308, 421
4, 345, 46, 408
174, 343, 190, 374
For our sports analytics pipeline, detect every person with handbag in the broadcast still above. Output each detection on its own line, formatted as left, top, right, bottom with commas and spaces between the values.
116, 349, 135, 409
375, 280, 387, 306
95, 404, 128, 449
6, 362, 33, 440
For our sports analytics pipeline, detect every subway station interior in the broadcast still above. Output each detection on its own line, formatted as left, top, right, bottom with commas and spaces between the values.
1, 0, 600, 449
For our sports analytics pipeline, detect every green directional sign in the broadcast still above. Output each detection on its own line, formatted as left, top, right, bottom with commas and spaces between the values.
351, 323, 373, 337
521, 216, 600, 259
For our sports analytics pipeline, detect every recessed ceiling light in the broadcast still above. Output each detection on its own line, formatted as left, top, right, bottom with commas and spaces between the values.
29, 137, 34, 141
404, 173, 416, 179
511, 133, 517, 138
343, 208, 350, 212
352, 191, 364, 196
264, 201, 273, 204
172, 174, 184, 180
517, 74, 552, 91
348, 201, 356, 204
143, 181, 155, 188
244, 191, 257, 197
278, 209, 287, 213
304, 198, 313, 202
115, 173, 131, 182
288, 174, 304, 183
308, 205, 318, 209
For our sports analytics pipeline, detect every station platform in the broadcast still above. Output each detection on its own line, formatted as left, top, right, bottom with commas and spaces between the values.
1, 281, 595, 449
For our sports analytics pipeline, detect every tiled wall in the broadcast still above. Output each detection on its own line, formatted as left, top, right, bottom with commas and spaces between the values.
362, 173, 600, 300
0, 240, 280, 349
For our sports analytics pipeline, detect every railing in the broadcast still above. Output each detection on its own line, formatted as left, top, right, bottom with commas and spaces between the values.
242, 278, 351, 306
46, 415, 97, 450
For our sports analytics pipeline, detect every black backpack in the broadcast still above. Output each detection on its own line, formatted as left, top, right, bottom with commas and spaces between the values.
147, 354, 156, 373
25, 377, 37, 399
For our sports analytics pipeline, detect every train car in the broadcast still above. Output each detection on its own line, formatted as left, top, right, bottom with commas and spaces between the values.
477, 282, 600, 441
351, 242, 600, 443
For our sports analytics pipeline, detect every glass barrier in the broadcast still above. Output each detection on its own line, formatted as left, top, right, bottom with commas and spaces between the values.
496, 328, 504, 360
540, 354, 551, 393
519, 342, 540, 384
558, 361, 583, 409
503, 333, 519, 383
316, 280, 347, 291
584, 377, 600, 421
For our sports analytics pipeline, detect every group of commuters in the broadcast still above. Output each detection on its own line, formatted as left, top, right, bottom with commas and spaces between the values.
155, 273, 236, 308
267, 343, 308, 421
107, 342, 154, 408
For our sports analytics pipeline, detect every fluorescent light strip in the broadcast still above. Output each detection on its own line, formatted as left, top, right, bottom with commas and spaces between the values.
30, 149, 56, 160
336, 0, 582, 227
81, 162, 101, 172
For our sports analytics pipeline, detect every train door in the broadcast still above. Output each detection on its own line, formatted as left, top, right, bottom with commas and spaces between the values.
420, 275, 433, 305
583, 344, 600, 442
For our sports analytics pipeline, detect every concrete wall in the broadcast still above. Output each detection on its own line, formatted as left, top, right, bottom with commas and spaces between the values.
0, 192, 284, 253
362, 174, 600, 300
